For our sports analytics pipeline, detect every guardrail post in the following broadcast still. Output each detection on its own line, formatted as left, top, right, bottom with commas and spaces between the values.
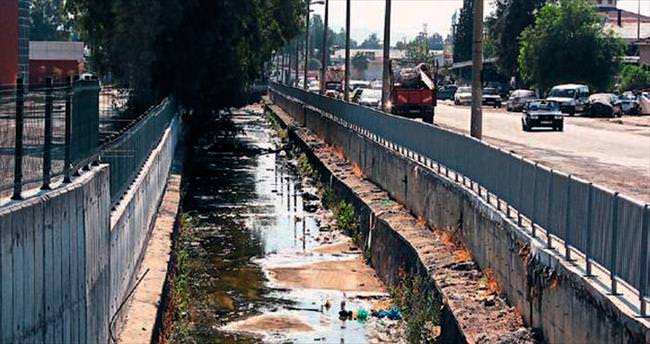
531, 163, 539, 238
63, 77, 72, 183
564, 175, 573, 260
12, 78, 25, 200
42, 77, 53, 190
546, 169, 554, 249
610, 192, 620, 295
639, 205, 649, 317
585, 183, 594, 277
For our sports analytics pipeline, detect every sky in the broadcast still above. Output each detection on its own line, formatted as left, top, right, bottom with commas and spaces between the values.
310, 0, 650, 43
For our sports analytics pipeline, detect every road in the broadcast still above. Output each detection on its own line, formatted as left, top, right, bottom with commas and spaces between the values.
434, 101, 650, 203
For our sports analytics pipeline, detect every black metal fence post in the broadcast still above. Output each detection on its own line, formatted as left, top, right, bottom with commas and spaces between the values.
585, 183, 594, 277
610, 192, 620, 295
639, 204, 649, 317
64, 77, 73, 183
42, 77, 53, 190
564, 175, 573, 260
12, 78, 25, 200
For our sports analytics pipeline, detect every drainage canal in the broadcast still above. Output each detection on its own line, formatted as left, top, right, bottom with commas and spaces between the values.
167, 104, 409, 343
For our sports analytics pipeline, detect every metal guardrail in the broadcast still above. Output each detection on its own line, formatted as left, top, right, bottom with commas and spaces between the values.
269, 82, 650, 316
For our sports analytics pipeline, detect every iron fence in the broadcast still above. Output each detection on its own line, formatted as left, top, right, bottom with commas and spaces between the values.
269, 82, 650, 316
0, 78, 97, 199
100, 97, 176, 206
1, 78, 175, 208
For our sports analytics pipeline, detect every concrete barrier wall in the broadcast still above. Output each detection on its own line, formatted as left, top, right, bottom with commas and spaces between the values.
109, 117, 180, 332
271, 90, 650, 344
0, 165, 111, 343
0, 115, 181, 343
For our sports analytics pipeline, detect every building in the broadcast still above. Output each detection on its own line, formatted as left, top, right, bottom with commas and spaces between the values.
0, 0, 30, 84
29, 41, 85, 85
593, 0, 650, 65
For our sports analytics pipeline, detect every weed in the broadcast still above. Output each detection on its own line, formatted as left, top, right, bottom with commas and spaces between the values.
389, 271, 441, 344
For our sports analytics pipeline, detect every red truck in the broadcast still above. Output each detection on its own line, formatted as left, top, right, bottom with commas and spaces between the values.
387, 62, 437, 124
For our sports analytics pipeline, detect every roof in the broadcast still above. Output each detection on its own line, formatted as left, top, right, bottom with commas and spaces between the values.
551, 84, 588, 89
598, 8, 650, 24
29, 41, 85, 61
450, 57, 498, 70
332, 49, 406, 60
604, 22, 650, 42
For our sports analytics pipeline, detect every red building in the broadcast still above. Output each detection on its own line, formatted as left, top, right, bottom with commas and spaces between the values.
29, 41, 85, 85
0, 0, 29, 84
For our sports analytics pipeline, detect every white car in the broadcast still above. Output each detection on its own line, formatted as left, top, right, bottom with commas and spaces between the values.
546, 84, 589, 115
357, 89, 382, 108
454, 86, 472, 105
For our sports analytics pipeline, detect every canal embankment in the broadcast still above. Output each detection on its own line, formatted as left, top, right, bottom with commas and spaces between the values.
265, 97, 535, 344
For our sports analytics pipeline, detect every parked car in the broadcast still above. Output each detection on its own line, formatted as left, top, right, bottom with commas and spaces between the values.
585, 93, 622, 117
641, 92, 650, 114
349, 80, 371, 90
454, 86, 472, 105
546, 84, 590, 115
357, 88, 382, 108
438, 85, 458, 100
324, 81, 343, 98
507, 89, 536, 112
485, 81, 512, 99
618, 91, 641, 115
522, 100, 564, 131
482, 88, 502, 108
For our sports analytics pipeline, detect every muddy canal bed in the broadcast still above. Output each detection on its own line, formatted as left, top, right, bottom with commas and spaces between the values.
169, 105, 406, 343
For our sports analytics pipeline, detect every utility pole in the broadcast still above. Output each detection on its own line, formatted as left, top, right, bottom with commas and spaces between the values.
344, 0, 351, 101
382, 0, 392, 112
638, 0, 641, 41
470, 0, 483, 140
320, 0, 330, 94
304, 2, 311, 90
295, 39, 300, 86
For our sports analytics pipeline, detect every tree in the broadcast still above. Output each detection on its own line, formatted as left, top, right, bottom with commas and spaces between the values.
352, 52, 369, 71
30, 0, 71, 41
427, 33, 444, 50
67, 0, 303, 115
619, 65, 650, 91
360, 33, 381, 49
519, 0, 625, 91
453, 0, 473, 62
486, 0, 546, 79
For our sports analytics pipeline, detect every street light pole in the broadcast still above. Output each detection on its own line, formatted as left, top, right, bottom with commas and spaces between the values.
320, 0, 330, 95
381, 0, 392, 112
304, 2, 311, 90
470, 0, 484, 140
344, 0, 351, 101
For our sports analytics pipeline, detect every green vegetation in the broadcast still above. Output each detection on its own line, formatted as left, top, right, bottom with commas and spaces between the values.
619, 65, 650, 91
452, 0, 474, 62
359, 33, 382, 49
30, 0, 72, 41
486, 0, 546, 80
351, 53, 370, 74
518, 0, 625, 92
389, 273, 441, 343
168, 213, 196, 341
66, 0, 303, 115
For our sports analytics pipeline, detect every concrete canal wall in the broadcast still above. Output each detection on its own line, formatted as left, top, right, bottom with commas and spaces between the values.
0, 116, 181, 343
269, 90, 650, 344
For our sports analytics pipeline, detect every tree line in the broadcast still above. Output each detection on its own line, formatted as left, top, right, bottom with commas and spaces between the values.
453, 0, 649, 92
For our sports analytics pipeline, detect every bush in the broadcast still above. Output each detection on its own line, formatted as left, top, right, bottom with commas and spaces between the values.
619, 65, 650, 91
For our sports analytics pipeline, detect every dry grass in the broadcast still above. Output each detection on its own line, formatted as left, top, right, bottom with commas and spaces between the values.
455, 247, 473, 262
483, 269, 501, 295
352, 163, 365, 178
333, 146, 346, 160
416, 216, 427, 228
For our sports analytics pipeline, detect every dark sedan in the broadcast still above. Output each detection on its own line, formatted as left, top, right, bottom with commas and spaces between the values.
482, 88, 502, 108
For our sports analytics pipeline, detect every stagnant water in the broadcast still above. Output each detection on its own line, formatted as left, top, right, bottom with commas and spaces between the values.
170, 105, 404, 343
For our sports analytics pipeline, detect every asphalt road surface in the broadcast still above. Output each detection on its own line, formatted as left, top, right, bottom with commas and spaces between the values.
435, 101, 650, 203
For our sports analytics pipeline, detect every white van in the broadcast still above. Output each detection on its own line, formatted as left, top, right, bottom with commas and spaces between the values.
546, 84, 590, 115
